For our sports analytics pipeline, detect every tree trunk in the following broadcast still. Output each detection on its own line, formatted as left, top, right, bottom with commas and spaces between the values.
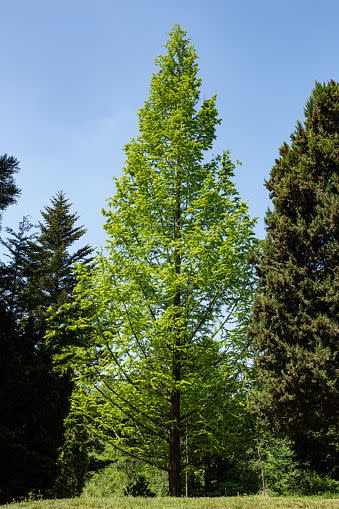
169, 282, 181, 496
169, 387, 181, 496
169, 170, 182, 497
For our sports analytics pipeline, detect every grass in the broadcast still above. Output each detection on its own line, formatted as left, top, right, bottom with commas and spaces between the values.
2, 496, 339, 509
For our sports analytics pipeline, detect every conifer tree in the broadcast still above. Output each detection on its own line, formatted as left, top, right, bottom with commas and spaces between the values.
0, 154, 20, 228
25, 191, 92, 496
250, 81, 339, 474
50, 26, 256, 496
28, 190, 92, 319
0, 219, 38, 503
0, 194, 92, 501
0, 217, 36, 319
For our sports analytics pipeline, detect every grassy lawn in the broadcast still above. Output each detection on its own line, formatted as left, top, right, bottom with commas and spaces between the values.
2, 496, 339, 509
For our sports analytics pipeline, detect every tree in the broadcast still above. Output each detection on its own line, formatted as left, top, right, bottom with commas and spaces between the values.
24, 191, 93, 497
0, 310, 61, 502
0, 154, 20, 227
49, 26, 256, 496
0, 217, 36, 318
0, 193, 92, 501
0, 218, 42, 503
27, 190, 92, 320
249, 81, 339, 476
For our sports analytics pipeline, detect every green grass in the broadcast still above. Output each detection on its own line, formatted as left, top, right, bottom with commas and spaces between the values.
2, 496, 339, 509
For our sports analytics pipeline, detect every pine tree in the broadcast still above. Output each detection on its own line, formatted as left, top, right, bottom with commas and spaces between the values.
49, 26, 256, 496
249, 81, 339, 475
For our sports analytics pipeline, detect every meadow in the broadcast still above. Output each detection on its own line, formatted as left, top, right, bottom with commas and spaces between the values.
2, 496, 339, 509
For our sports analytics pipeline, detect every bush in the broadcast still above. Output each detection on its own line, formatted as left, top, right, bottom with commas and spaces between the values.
296, 470, 339, 496
124, 474, 156, 497
81, 454, 167, 498
254, 432, 339, 496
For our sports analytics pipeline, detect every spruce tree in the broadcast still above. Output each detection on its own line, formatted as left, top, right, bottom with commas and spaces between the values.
26, 191, 92, 496
49, 26, 256, 496
28, 190, 92, 317
0, 217, 36, 319
0, 193, 92, 501
250, 81, 339, 474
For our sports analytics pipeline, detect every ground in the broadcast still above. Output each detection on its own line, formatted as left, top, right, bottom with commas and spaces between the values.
2, 496, 339, 509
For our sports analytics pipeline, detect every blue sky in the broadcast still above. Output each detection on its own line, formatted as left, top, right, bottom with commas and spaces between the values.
1, 0, 338, 250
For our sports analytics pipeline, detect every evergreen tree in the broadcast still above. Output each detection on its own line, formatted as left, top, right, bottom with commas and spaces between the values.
0, 154, 20, 227
0, 219, 44, 502
27, 190, 92, 322
249, 81, 339, 476
0, 312, 64, 502
49, 26, 256, 496
0, 194, 92, 501
25, 191, 93, 497
0, 217, 36, 320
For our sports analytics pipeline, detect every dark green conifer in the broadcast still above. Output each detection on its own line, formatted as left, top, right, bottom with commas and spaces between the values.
250, 81, 339, 476
0, 219, 43, 503
25, 191, 93, 497
28, 190, 92, 316
0, 193, 92, 501
0, 154, 20, 227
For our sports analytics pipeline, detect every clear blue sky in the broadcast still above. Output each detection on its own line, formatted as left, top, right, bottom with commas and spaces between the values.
1, 0, 338, 250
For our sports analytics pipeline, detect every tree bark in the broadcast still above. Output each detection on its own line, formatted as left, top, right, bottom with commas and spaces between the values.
169, 169, 182, 497
169, 386, 181, 496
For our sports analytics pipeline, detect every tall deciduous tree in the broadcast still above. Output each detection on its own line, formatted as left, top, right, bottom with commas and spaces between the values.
249, 81, 339, 476
50, 26, 256, 496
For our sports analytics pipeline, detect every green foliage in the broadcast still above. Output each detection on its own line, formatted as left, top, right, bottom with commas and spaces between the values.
296, 471, 339, 496
252, 432, 339, 497
48, 25, 256, 496
81, 463, 128, 498
0, 154, 20, 226
0, 194, 92, 502
123, 476, 156, 498
249, 80, 339, 475
254, 435, 300, 495
0, 217, 36, 320
197, 454, 259, 496
0, 219, 46, 503
52, 409, 89, 498
82, 451, 167, 498
27, 190, 92, 317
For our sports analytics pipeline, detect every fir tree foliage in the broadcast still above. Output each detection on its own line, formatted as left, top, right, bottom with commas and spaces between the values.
250, 81, 339, 460
48, 26, 256, 496
0, 193, 92, 502
0, 154, 20, 227
0, 217, 36, 320
28, 190, 92, 311
26, 191, 93, 497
